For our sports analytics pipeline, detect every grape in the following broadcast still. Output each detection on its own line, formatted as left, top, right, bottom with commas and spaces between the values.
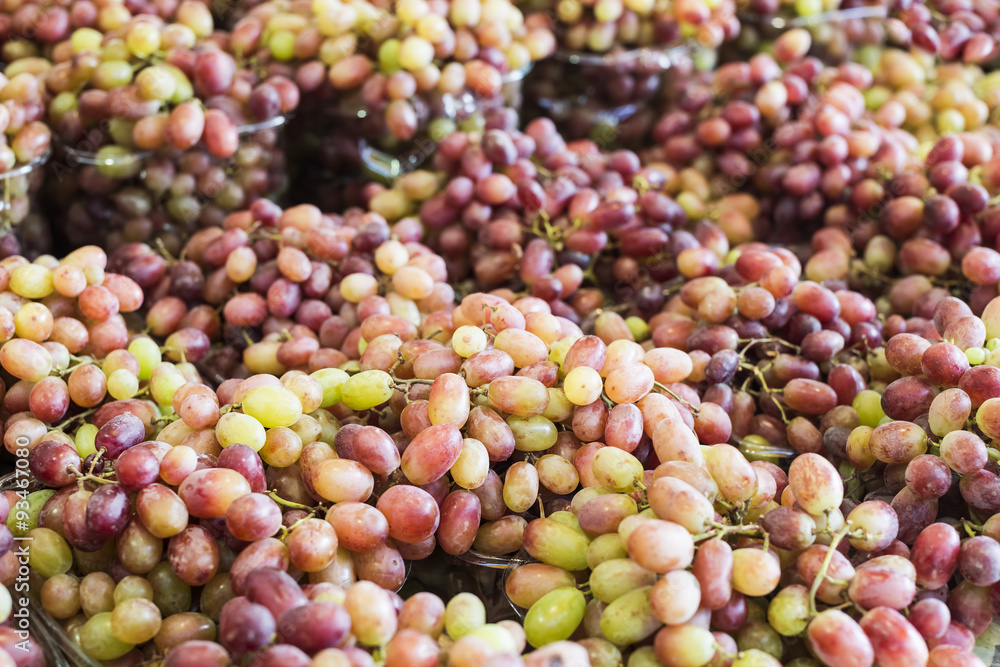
525, 587, 586, 647
807, 610, 874, 667
600, 586, 660, 646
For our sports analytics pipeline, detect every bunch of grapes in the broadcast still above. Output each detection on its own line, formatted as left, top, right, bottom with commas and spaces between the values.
40, 9, 297, 253
0, 0, 215, 60
886, 0, 1000, 64
0, 58, 53, 257
235, 0, 557, 145
727, 1, 889, 67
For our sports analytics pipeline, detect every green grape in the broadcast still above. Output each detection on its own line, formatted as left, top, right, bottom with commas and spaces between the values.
340, 370, 394, 410
27, 528, 73, 578
628, 646, 661, 667
590, 559, 657, 603
624, 316, 649, 342
523, 517, 591, 571
794, 0, 822, 14
852, 390, 885, 428
135, 65, 177, 101
444, 592, 486, 639
591, 448, 644, 492
378, 38, 402, 73
467, 624, 518, 653
767, 584, 811, 636
148, 562, 192, 617
79, 612, 134, 660
169, 67, 194, 103
242, 386, 303, 428
73, 424, 100, 459
733, 649, 784, 667
600, 586, 660, 646
128, 337, 161, 381
524, 587, 586, 647
215, 412, 266, 451
107, 369, 139, 400
548, 511, 582, 532
737, 620, 784, 659
571, 486, 614, 513
268, 30, 297, 60
149, 363, 185, 407
586, 534, 628, 569
312, 368, 350, 407
508, 415, 558, 451
580, 638, 622, 667
9, 490, 55, 538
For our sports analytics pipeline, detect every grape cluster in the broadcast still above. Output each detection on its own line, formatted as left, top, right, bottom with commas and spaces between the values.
0, 60, 52, 258
887, 0, 1000, 64
245, 0, 558, 145
38, 10, 297, 253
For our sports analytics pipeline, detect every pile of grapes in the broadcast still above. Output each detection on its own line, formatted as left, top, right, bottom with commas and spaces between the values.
2, 0, 1000, 666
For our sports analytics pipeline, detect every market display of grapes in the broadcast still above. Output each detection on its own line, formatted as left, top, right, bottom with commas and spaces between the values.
2, 0, 1000, 665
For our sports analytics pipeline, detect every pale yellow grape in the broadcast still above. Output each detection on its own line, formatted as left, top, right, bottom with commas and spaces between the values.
341, 370, 394, 410
386, 292, 420, 326
374, 240, 409, 274
547, 335, 581, 372
468, 623, 518, 653
149, 363, 186, 407
451, 437, 490, 489
452, 325, 488, 357
340, 273, 379, 303
107, 369, 139, 400
399, 35, 434, 70
450, 0, 481, 27
9, 264, 54, 299
397, 0, 429, 22
110, 598, 161, 644
72, 27, 104, 51
592, 448, 644, 492
445, 593, 486, 639
128, 337, 162, 381
542, 388, 574, 423
242, 386, 303, 428
563, 366, 604, 406
416, 14, 450, 42
14, 303, 52, 342
216, 412, 267, 451
0, 584, 10, 623
312, 368, 350, 407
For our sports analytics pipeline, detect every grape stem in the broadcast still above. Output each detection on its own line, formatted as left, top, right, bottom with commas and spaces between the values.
652, 381, 700, 416
987, 449, 1000, 462
66, 465, 117, 485
961, 519, 983, 538
267, 491, 322, 512
807, 524, 851, 617
692, 521, 761, 543
53, 407, 99, 432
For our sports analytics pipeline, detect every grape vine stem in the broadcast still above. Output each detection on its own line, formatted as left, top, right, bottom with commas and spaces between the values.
808, 523, 851, 617
652, 381, 699, 416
